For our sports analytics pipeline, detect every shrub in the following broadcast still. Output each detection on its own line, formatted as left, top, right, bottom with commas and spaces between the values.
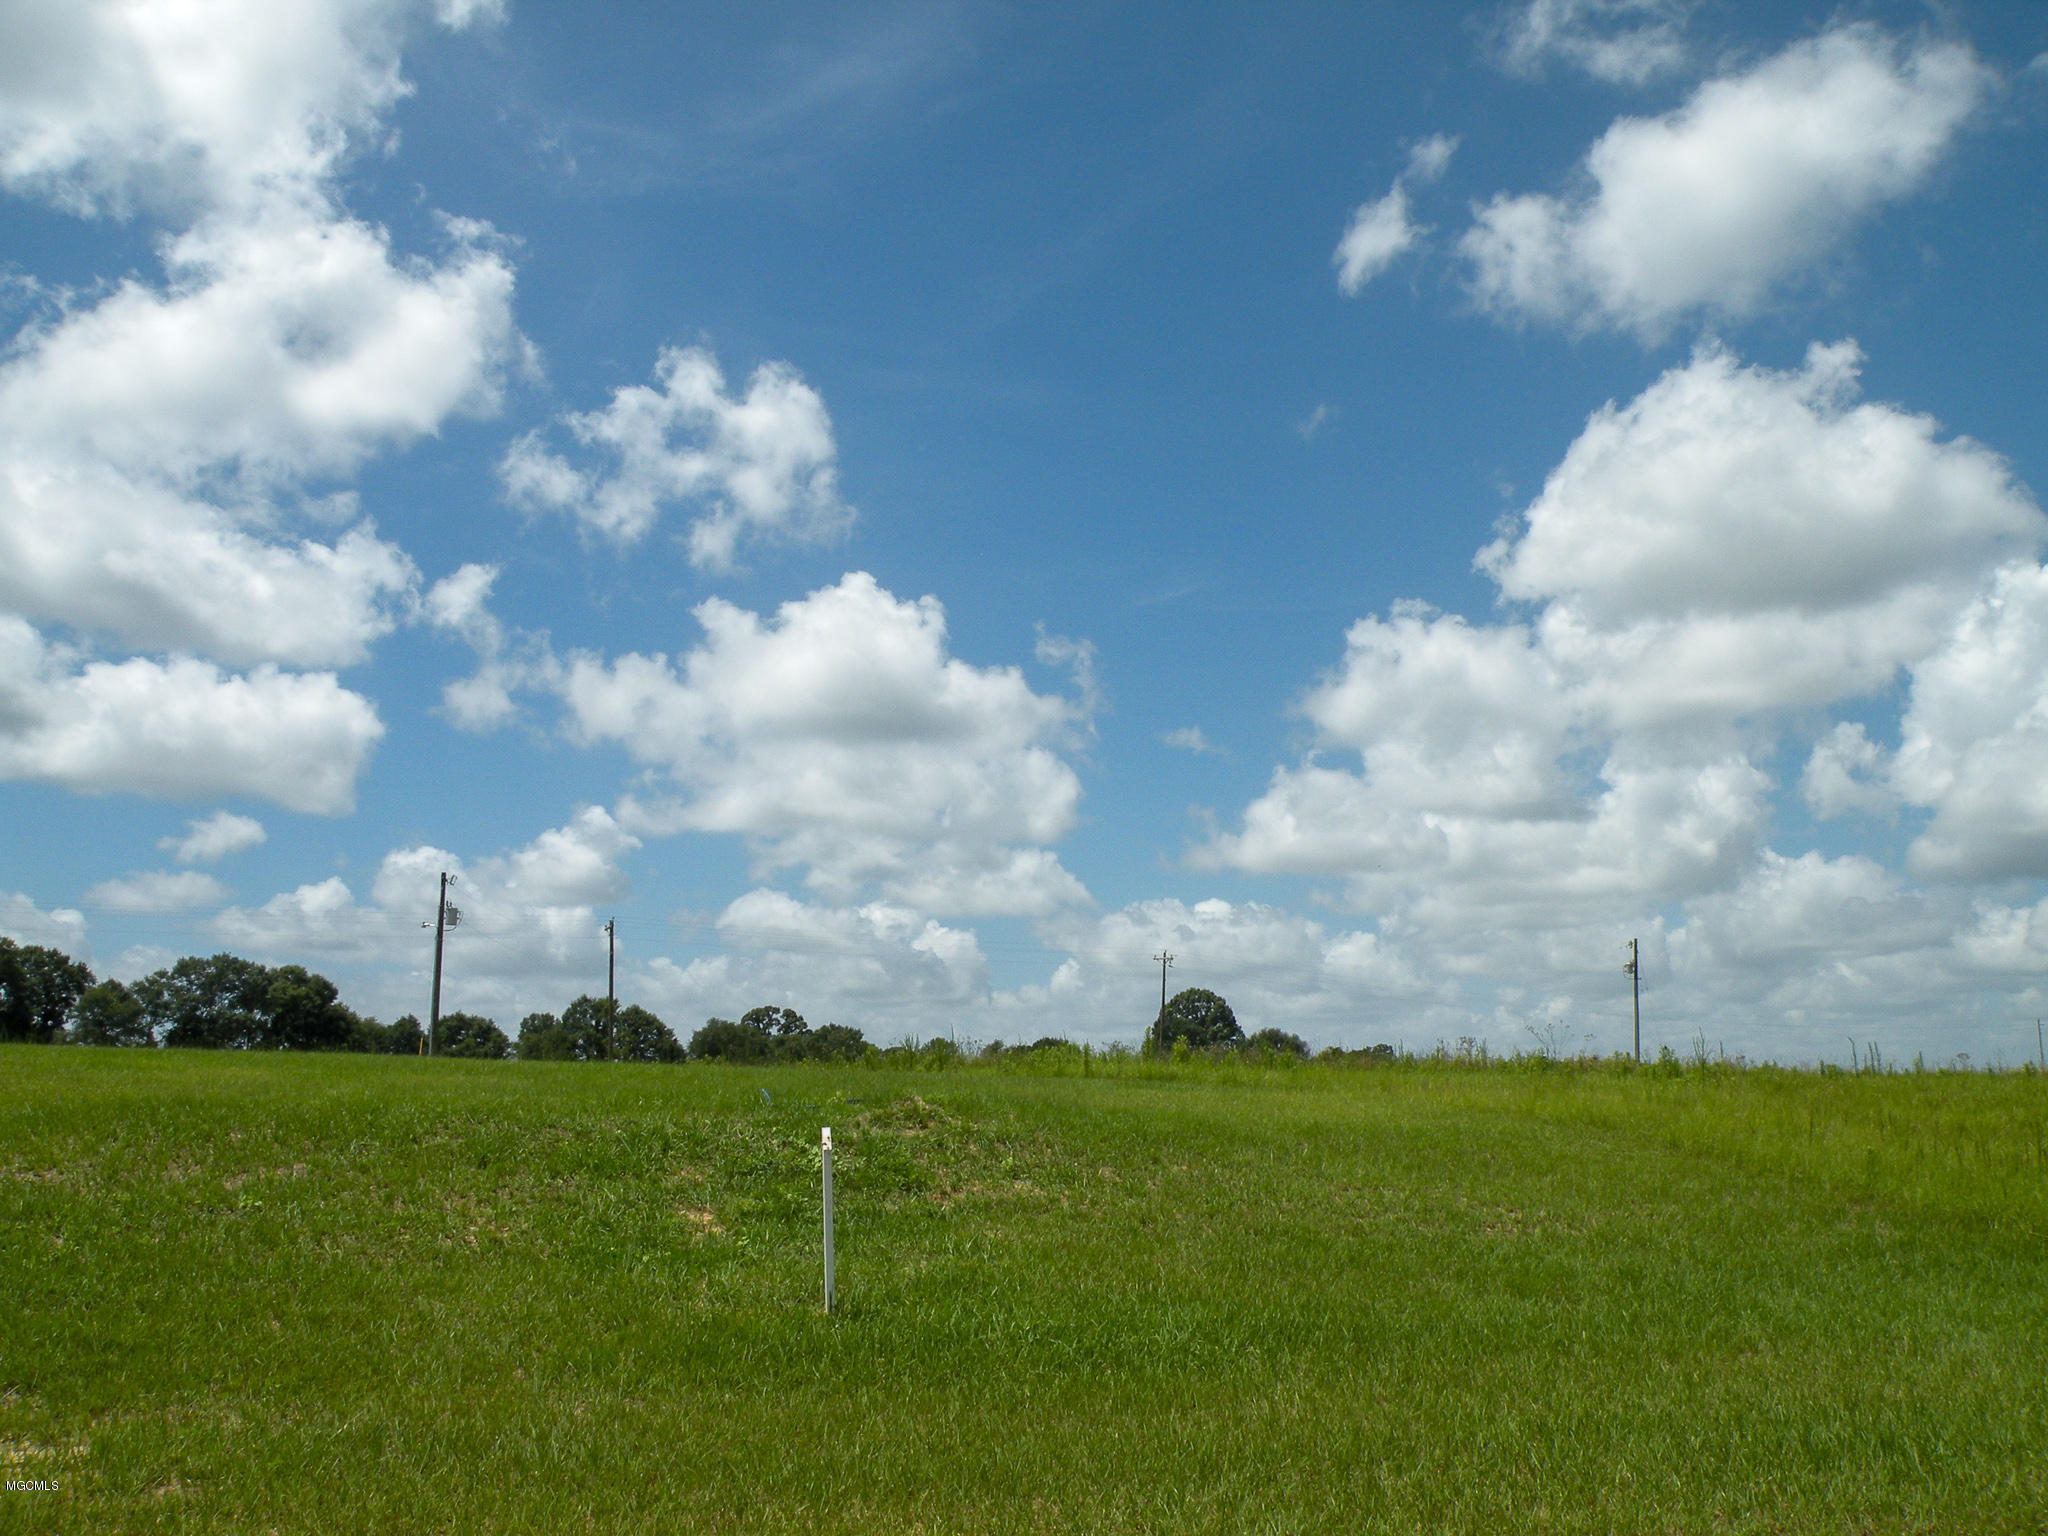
791, 1022, 867, 1062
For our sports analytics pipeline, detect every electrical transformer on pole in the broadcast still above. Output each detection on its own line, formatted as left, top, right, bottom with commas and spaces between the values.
1623, 937, 1641, 1064
424, 872, 460, 1057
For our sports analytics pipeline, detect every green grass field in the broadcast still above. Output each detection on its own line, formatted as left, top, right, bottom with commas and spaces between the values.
3, 1046, 2044, 1533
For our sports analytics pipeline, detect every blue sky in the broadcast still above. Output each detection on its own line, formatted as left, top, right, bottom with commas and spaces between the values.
3, 0, 2047, 1064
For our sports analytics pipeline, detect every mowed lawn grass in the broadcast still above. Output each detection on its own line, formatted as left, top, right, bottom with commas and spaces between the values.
2, 1048, 2044, 1533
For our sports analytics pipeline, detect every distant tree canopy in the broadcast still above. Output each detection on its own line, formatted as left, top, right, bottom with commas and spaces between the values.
1, 943, 440, 1053
120, 955, 364, 1051
0, 938, 95, 1043
73, 979, 149, 1047
137, 954, 277, 1049
0, 943, 1305, 1069
516, 998, 680, 1062
366, 1014, 426, 1055
0, 941, 711, 1065
614, 1002, 684, 1063
742, 1005, 809, 1038
688, 1017, 771, 1062
801, 1023, 870, 1062
516, 1010, 579, 1061
434, 1011, 511, 1060
689, 1006, 866, 1062
262, 965, 360, 1051
1154, 987, 1241, 1052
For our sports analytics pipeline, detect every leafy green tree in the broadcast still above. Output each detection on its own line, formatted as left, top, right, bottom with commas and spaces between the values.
73, 979, 150, 1047
1153, 987, 1241, 1052
348, 1013, 424, 1053
613, 1003, 683, 1063
0, 943, 27, 1043
262, 965, 357, 1052
557, 995, 618, 1060
0, 938, 95, 1043
139, 954, 271, 1049
515, 1011, 578, 1060
389, 1014, 426, 1054
741, 1005, 808, 1038
434, 1011, 510, 1059
1244, 1027, 1309, 1058
689, 1016, 773, 1061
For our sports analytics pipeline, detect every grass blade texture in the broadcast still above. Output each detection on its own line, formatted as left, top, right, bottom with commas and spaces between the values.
2, 1046, 2043, 1532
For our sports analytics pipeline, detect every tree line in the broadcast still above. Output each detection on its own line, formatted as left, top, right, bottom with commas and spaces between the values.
0, 938, 883, 1062
3, 937, 1302, 1062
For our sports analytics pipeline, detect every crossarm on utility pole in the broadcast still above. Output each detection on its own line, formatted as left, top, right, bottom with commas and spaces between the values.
1623, 938, 1641, 1063
1152, 951, 1174, 1053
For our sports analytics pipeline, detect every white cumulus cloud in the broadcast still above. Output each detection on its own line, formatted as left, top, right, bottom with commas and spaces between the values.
1201, 338, 2048, 1051
87, 869, 230, 913
502, 345, 852, 569
161, 810, 267, 863
0, 0, 525, 809
0, 619, 382, 814
1334, 134, 1458, 295
1893, 562, 2048, 881
1161, 726, 1224, 756
559, 573, 1090, 917
1461, 26, 1992, 336
215, 806, 642, 1018
1486, 0, 1693, 85
1482, 342, 2042, 728
1800, 723, 1894, 821
1335, 185, 1420, 295
640, 889, 992, 1034
0, 0, 405, 216
422, 562, 553, 732
0, 891, 89, 955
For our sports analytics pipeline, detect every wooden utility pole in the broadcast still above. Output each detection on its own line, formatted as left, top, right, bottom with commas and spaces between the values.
1153, 950, 1174, 1053
605, 917, 617, 1061
1623, 938, 1641, 1063
426, 872, 458, 1056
